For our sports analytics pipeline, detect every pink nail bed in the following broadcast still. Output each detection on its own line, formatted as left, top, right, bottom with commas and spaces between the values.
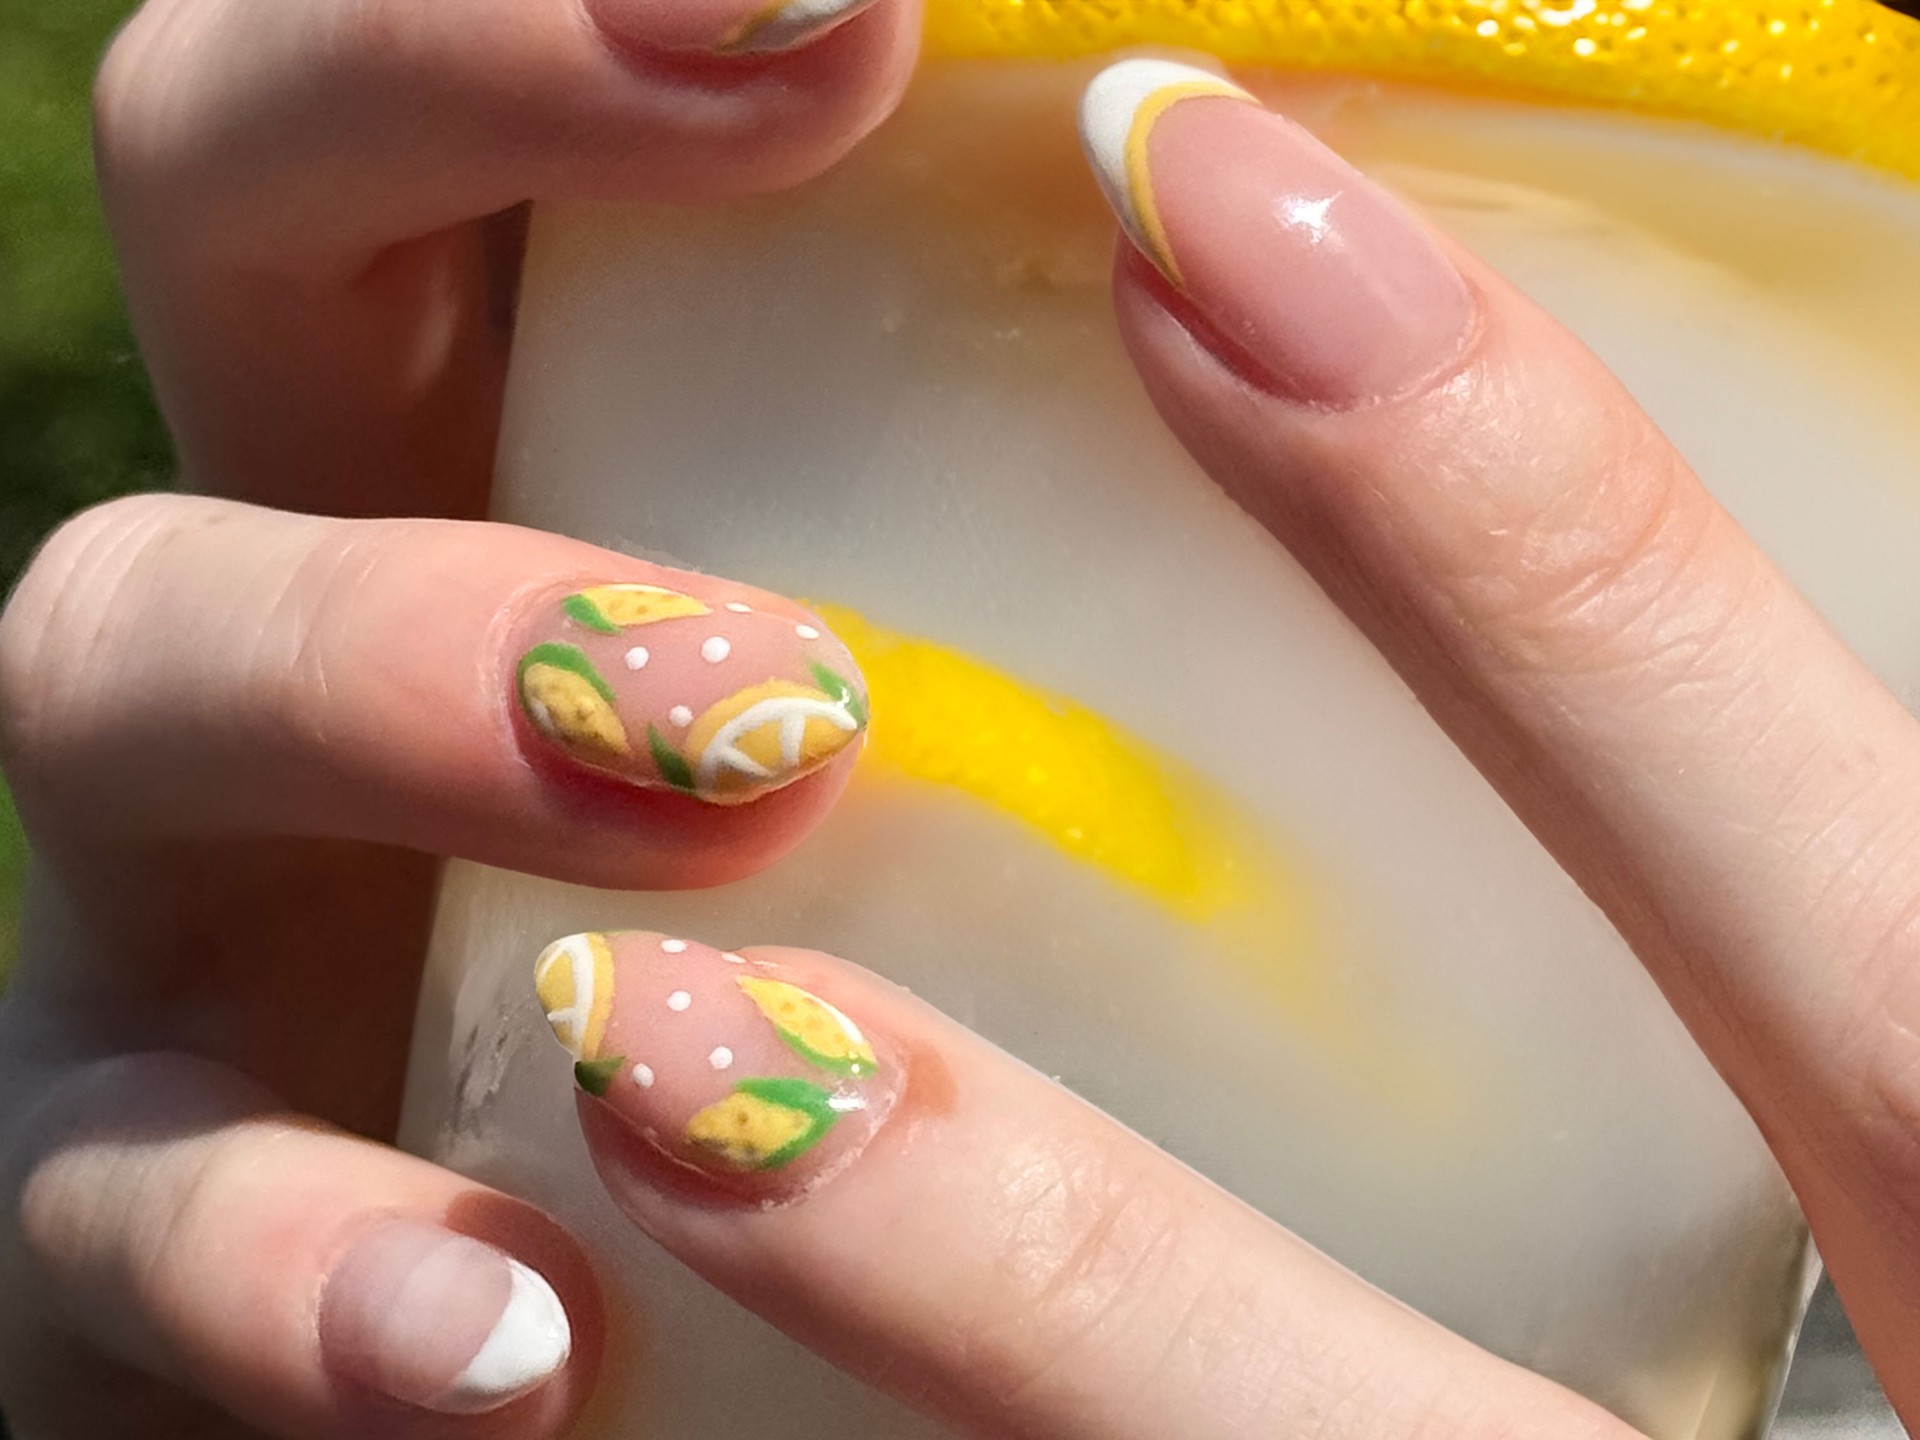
536, 932, 899, 1200
1079, 59, 1477, 407
509, 580, 866, 805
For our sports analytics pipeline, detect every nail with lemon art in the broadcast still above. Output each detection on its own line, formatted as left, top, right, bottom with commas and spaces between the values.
535, 932, 901, 1196
1078, 59, 1256, 285
718, 0, 877, 54
510, 580, 868, 804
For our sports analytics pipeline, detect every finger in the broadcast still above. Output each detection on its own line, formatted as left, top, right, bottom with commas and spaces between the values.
0, 493, 869, 889
0, 1051, 600, 1438
94, 0, 920, 509
1077, 61, 1920, 1418
527, 930, 1634, 1440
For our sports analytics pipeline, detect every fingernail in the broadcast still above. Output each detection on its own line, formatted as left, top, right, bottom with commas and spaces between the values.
584, 0, 875, 55
320, 1221, 571, 1414
509, 580, 867, 804
1079, 59, 1477, 406
535, 932, 898, 1199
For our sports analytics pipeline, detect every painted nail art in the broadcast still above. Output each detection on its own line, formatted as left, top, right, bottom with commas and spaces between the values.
535, 932, 896, 1197
320, 1221, 571, 1414
1079, 59, 1477, 405
1077, 59, 1255, 285
581, 0, 875, 56
718, 0, 876, 53
511, 581, 867, 804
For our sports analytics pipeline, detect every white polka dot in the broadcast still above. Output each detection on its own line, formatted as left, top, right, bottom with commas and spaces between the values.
725, 601, 753, 613
667, 990, 692, 1012
660, 938, 688, 954
669, 705, 693, 727
623, 646, 649, 670
631, 1063, 655, 1089
795, 624, 820, 640
708, 1046, 734, 1070
721, 952, 745, 965
701, 636, 732, 663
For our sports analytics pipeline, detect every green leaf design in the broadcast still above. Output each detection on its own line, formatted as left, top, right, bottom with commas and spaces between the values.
518, 642, 616, 704
774, 1028, 873, 1079
648, 725, 696, 792
574, 1055, 627, 1096
808, 661, 867, 729
563, 593, 617, 634
734, 1077, 842, 1169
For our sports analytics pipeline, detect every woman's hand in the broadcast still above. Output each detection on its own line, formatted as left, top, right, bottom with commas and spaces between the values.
0, 0, 917, 1433
3, 14, 1916, 1440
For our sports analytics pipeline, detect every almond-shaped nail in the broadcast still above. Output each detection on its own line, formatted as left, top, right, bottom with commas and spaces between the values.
1079, 59, 1477, 407
584, 0, 876, 55
510, 580, 867, 804
536, 932, 897, 1200
319, 1221, 571, 1414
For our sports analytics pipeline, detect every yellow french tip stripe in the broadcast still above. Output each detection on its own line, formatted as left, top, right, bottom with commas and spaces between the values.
1124, 79, 1251, 284
928, 0, 1920, 183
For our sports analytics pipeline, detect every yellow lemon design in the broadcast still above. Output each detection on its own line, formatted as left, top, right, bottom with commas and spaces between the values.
565, 584, 710, 633
535, 931, 617, 1061
681, 672, 864, 801
685, 1078, 842, 1170
925, 0, 1920, 181
518, 644, 630, 759
739, 977, 878, 1077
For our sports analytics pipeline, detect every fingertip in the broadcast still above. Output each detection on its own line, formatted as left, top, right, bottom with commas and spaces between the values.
582, 0, 922, 199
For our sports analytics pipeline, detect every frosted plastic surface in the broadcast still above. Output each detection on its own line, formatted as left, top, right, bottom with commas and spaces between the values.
401, 69, 1920, 1440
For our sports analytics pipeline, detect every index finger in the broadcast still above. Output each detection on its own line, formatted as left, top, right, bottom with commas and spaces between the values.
1079, 61, 1920, 1423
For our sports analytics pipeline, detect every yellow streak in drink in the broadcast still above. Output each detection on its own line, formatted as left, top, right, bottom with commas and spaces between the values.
925, 0, 1920, 181
817, 603, 1474, 1122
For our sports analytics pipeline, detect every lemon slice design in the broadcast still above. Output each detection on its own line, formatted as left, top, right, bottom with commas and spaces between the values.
680, 674, 864, 801
518, 643, 630, 760
563, 584, 711, 633
535, 931, 618, 1061
925, 0, 1920, 180
739, 977, 879, 1078
686, 1077, 844, 1170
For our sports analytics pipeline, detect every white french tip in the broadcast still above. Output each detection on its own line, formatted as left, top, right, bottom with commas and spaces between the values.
436, 1259, 573, 1414
1078, 58, 1251, 266
724, 0, 871, 52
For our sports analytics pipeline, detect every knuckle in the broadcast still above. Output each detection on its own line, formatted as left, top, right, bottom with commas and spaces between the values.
0, 495, 189, 789
1433, 399, 1770, 709
951, 1137, 1188, 1412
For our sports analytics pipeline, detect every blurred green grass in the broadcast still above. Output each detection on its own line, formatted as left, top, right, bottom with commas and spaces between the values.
1, 0, 175, 983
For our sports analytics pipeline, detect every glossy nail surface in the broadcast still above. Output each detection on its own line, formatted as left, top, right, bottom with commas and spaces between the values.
510, 580, 866, 804
1080, 59, 1477, 406
319, 1221, 571, 1414
536, 932, 898, 1200
584, 0, 876, 55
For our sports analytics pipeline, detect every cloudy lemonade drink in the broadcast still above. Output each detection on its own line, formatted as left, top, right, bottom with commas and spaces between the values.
399, 4, 1920, 1436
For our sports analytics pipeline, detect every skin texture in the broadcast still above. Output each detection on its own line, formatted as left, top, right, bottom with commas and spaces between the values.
4, 30, 1920, 1440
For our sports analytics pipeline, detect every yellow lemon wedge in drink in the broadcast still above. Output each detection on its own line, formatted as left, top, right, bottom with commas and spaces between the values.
925, 0, 1920, 180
